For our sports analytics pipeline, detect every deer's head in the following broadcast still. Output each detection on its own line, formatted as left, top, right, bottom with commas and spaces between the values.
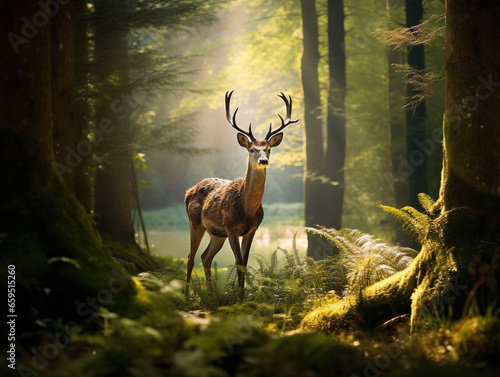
225, 91, 298, 170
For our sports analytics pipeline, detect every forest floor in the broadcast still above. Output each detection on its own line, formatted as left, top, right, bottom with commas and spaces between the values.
15, 246, 500, 377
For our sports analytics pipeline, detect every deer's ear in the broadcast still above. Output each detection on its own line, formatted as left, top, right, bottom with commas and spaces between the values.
237, 133, 250, 149
268, 132, 283, 148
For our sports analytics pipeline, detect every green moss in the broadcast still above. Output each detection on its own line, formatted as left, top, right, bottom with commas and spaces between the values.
244, 333, 363, 377
302, 197, 500, 334
0, 131, 139, 338
386, 366, 487, 377
104, 237, 163, 274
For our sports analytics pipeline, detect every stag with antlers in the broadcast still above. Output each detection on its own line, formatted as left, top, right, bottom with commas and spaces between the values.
184, 91, 298, 292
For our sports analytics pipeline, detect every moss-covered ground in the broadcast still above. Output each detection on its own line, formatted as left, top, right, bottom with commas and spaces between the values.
3, 244, 499, 377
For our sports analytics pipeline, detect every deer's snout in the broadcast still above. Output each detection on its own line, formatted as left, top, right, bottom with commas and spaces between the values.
258, 158, 269, 166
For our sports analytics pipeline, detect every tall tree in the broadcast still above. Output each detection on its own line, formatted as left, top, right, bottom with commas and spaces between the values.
52, 0, 77, 194
302, 0, 346, 258
303, 0, 500, 332
387, 0, 414, 246
0, 0, 135, 330
406, 0, 427, 210
93, 0, 136, 243
323, 0, 346, 231
74, 0, 92, 210
300, 0, 325, 258
90, 0, 220, 243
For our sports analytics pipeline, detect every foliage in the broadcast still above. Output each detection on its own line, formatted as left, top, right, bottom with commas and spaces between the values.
8, 236, 500, 377
377, 13, 445, 49
393, 63, 444, 112
304, 226, 416, 297
379, 193, 437, 245
184, 226, 415, 331
32, 277, 365, 377
27, 263, 500, 377
0, 134, 139, 338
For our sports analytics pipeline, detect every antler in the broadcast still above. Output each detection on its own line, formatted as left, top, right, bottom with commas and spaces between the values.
225, 90, 255, 141
265, 92, 299, 140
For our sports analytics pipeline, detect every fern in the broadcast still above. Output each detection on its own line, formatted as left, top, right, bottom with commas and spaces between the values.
418, 192, 436, 213
187, 225, 415, 321
304, 227, 416, 297
379, 204, 430, 244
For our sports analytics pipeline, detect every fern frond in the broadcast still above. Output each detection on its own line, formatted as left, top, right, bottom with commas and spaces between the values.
270, 249, 278, 275
379, 204, 429, 243
253, 254, 270, 276
418, 193, 436, 213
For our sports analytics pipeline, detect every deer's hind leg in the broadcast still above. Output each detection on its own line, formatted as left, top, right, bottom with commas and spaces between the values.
201, 235, 226, 286
186, 224, 205, 285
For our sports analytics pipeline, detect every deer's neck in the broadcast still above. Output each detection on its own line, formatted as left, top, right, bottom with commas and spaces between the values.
242, 164, 266, 217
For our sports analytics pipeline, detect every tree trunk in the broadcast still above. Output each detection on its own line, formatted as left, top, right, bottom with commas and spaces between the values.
93, 0, 135, 243
301, 0, 326, 258
322, 0, 346, 231
302, 0, 500, 333
0, 0, 135, 334
387, 0, 415, 248
52, 0, 76, 194
406, 0, 428, 210
74, 0, 92, 210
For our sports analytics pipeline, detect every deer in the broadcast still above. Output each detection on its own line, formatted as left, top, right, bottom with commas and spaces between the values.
184, 90, 298, 292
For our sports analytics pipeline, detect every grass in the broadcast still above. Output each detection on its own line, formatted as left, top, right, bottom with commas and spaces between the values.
14, 224, 500, 377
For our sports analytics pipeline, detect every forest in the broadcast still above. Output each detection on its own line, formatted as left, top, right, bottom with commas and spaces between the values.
1, 0, 500, 376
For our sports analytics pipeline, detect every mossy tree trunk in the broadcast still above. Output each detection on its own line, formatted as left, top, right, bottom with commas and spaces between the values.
417, 0, 500, 321
303, 0, 500, 333
0, 0, 136, 336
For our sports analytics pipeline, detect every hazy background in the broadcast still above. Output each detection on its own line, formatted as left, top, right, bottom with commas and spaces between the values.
133, 0, 445, 270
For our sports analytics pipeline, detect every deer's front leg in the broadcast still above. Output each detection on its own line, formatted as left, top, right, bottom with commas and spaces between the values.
227, 232, 246, 289
241, 229, 256, 267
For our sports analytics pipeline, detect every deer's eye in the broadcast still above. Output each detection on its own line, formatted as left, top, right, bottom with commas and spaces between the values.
249, 148, 255, 153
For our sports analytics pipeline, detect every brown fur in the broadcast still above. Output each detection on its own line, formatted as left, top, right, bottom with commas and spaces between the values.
185, 90, 296, 290
185, 139, 275, 289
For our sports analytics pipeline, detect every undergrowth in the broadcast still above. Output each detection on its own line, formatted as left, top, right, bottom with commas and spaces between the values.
180, 227, 416, 332
30, 277, 500, 377
12, 198, 500, 376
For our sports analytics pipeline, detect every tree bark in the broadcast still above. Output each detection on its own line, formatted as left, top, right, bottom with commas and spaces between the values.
0, 0, 135, 334
406, 0, 428, 210
93, 0, 135, 243
322, 0, 346, 231
74, 0, 92, 210
301, 0, 326, 258
52, 0, 76, 194
302, 0, 500, 333
388, 0, 415, 247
